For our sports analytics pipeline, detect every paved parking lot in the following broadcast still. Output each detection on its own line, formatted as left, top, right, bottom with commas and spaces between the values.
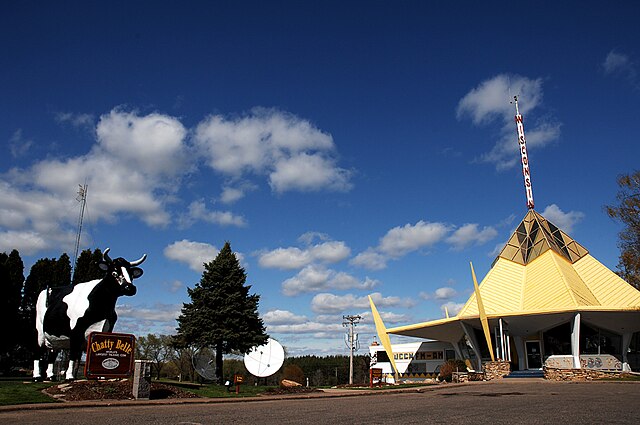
2, 380, 639, 424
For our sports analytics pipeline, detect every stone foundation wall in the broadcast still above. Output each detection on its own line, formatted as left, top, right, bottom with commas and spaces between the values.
483, 361, 511, 380
544, 367, 623, 381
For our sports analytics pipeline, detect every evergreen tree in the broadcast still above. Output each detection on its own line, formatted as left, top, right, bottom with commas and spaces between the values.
19, 254, 72, 359
0, 250, 24, 372
176, 242, 268, 383
53, 253, 71, 287
606, 171, 640, 289
72, 248, 105, 285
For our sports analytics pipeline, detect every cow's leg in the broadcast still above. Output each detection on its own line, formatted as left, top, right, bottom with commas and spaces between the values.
33, 346, 49, 381
66, 336, 84, 381
43, 349, 57, 381
32, 357, 42, 381
65, 360, 76, 381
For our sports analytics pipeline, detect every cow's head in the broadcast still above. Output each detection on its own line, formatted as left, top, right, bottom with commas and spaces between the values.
99, 248, 147, 296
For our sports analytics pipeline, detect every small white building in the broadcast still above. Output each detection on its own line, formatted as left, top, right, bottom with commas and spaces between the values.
369, 340, 458, 383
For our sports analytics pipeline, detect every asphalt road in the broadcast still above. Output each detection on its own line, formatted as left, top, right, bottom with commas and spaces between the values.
2, 380, 639, 425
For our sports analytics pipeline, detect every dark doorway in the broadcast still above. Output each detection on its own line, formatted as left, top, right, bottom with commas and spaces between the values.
526, 340, 542, 369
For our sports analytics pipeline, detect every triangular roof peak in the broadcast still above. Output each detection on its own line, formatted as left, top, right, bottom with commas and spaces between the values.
497, 210, 589, 266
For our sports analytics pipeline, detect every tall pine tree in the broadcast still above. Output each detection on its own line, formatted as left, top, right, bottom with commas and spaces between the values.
72, 248, 105, 285
20, 254, 72, 358
0, 250, 24, 371
176, 242, 268, 383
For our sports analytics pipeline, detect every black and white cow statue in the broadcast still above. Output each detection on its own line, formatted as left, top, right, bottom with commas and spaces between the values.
33, 248, 146, 381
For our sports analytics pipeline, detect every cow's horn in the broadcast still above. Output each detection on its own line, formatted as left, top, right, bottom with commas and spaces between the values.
103, 248, 112, 263
130, 253, 147, 266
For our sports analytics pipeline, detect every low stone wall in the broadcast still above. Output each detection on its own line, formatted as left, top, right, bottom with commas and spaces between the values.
544, 367, 623, 381
483, 360, 511, 380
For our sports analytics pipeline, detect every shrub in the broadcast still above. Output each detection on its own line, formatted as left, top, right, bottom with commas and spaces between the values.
438, 359, 468, 382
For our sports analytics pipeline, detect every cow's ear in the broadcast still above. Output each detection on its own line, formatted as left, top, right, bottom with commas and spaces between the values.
99, 261, 109, 271
131, 267, 143, 279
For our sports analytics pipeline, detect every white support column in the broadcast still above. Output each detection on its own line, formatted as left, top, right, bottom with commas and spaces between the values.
514, 335, 526, 370
571, 313, 581, 369
461, 322, 483, 370
622, 332, 633, 372
499, 318, 505, 360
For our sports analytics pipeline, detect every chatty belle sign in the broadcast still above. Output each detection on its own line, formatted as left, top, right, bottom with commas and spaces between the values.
84, 332, 136, 379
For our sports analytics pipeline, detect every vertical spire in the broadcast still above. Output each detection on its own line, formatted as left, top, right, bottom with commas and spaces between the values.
513, 96, 535, 210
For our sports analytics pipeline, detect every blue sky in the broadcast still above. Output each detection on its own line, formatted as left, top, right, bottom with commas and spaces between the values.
2, 1, 639, 356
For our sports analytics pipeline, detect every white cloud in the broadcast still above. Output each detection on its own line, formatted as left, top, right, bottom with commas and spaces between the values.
440, 301, 465, 316
540, 204, 584, 234
269, 153, 352, 193
457, 74, 561, 170
220, 186, 245, 204
165, 280, 183, 294
194, 108, 352, 193
0, 107, 353, 257
9, 129, 33, 158
359, 310, 410, 324
266, 320, 343, 335
55, 112, 95, 129
0, 230, 49, 255
457, 74, 543, 124
297, 231, 329, 245
602, 50, 639, 89
164, 240, 219, 273
349, 248, 388, 270
258, 240, 350, 270
263, 309, 308, 325
259, 247, 312, 270
179, 199, 247, 228
96, 109, 189, 178
446, 223, 498, 250
311, 292, 415, 314
281, 265, 378, 296
379, 220, 450, 256
433, 287, 457, 300
1, 109, 191, 255
115, 303, 181, 335
603, 51, 631, 74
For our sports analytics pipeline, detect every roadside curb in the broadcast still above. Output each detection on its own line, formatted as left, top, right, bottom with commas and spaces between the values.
0, 382, 474, 412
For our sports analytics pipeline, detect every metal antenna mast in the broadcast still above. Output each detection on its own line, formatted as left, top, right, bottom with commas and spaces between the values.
71, 182, 88, 282
343, 314, 362, 385
512, 95, 535, 210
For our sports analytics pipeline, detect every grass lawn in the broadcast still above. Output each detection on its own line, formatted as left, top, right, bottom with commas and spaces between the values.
0, 380, 59, 406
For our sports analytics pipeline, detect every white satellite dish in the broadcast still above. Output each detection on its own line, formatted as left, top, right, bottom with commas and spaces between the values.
244, 338, 285, 377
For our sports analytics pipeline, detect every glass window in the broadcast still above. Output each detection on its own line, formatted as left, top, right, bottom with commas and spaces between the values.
543, 322, 572, 356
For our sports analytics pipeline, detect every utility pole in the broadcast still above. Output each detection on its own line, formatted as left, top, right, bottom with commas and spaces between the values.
72, 183, 88, 282
343, 314, 362, 385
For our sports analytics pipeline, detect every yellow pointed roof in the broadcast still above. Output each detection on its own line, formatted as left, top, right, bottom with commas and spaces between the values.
457, 210, 640, 317
382, 210, 640, 341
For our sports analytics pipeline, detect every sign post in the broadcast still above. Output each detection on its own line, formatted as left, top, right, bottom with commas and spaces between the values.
84, 332, 136, 379
370, 368, 383, 388
234, 374, 244, 394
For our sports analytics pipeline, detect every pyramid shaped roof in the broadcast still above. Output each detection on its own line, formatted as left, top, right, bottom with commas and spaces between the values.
383, 210, 640, 341
497, 210, 589, 266
457, 210, 640, 316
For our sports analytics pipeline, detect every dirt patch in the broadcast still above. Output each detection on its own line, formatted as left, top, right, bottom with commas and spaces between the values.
261, 386, 322, 395
43, 379, 200, 402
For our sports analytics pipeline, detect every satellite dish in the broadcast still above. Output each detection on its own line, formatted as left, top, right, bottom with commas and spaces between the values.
244, 338, 285, 377
192, 347, 217, 381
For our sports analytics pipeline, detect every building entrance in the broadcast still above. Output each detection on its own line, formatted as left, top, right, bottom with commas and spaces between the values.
526, 340, 542, 369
